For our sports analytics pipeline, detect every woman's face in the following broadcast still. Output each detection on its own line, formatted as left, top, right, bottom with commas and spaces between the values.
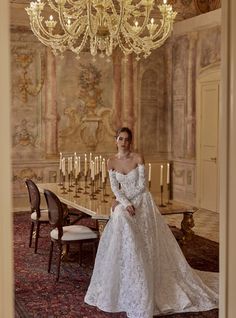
116, 131, 131, 152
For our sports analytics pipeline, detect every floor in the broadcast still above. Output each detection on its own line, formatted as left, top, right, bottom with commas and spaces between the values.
164, 208, 219, 243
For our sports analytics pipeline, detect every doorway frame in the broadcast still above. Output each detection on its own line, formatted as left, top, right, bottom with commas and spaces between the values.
196, 62, 221, 212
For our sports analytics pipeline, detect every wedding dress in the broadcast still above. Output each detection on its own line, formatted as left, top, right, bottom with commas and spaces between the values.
84, 164, 218, 318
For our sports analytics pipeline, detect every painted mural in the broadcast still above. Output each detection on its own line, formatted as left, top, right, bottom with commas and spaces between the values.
56, 53, 115, 153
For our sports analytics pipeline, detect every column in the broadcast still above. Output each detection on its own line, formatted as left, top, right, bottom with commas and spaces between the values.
112, 49, 122, 130
45, 48, 58, 158
186, 32, 198, 159
165, 39, 173, 155
123, 54, 135, 133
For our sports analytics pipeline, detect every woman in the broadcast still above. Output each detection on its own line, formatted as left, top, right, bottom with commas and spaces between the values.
85, 127, 218, 318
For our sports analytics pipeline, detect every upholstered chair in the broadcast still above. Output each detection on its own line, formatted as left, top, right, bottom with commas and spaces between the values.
44, 189, 98, 281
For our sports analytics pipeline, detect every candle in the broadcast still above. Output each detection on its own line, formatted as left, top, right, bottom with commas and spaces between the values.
160, 164, 163, 186
99, 155, 102, 172
102, 161, 105, 183
59, 152, 62, 170
163, 0, 167, 4
89, 152, 92, 165
148, 163, 152, 182
74, 157, 78, 178
96, 157, 99, 175
167, 163, 170, 184
78, 156, 81, 173
84, 157, 87, 176
103, 158, 107, 177
62, 158, 65, 176
69, 157, 73, 173
91, 161, 95, 180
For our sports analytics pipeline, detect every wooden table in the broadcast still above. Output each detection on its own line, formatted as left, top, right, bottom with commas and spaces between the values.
37, 182, 198, 241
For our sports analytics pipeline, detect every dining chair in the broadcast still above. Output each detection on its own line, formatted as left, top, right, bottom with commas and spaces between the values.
25, 179, 49, 253
44, 189, 98, 281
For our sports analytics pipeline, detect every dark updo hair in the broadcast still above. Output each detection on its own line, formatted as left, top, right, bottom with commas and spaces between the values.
115, 127, 132, 141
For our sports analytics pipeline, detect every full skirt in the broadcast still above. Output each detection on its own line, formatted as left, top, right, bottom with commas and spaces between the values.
84, 192, 218, 318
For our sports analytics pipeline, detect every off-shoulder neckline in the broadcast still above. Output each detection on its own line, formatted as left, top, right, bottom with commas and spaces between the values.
108, 164, 144, 176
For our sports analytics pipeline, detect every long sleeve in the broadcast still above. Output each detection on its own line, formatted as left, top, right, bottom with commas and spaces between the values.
108, 170, 132, 208
128, 164, 146, 200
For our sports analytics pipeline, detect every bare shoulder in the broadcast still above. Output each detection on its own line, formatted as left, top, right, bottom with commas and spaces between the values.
107, 156, 116, 170
131, 152, 145, 165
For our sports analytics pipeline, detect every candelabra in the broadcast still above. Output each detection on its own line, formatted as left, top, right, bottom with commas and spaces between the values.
83, 175, 89, 194
101, 182, 108, 203
148, 180, 151, 191
67, 172, 73, 192
90, 179, 97, 200
159, 185, 166, 207
166, 183, 172, 205
61, 174, 67, 194
58, 169, 63, 186
104, 177, 110, 197
73, 176, 80, 198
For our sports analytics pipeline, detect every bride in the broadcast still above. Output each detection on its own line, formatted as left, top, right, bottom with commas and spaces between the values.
84, 127, 218, 318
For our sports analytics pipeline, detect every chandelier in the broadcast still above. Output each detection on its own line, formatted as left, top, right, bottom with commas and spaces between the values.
26, 0, 177, 60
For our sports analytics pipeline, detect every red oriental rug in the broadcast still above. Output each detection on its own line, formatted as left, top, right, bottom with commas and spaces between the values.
14, 213, 218, 318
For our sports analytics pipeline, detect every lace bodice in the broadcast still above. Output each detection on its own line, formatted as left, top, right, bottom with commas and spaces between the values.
108, 164, 146, 208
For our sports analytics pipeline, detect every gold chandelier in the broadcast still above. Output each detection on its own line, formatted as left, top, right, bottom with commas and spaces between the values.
26, 0, 177, 60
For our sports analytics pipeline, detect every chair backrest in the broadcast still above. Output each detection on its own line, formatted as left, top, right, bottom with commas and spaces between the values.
44, 190, 64, 239
25, 179, 41, 218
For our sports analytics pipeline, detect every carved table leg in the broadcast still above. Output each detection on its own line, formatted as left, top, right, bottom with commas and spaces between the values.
97, 219, 108, 237
180, 212, 195, 243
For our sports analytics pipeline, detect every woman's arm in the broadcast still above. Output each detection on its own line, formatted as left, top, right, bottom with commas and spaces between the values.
129, 154, 147, 200
107, 158, 132, 209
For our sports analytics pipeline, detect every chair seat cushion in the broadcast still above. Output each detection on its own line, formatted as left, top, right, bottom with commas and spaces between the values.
31, 209, 49, 221
50, 225, 98, 241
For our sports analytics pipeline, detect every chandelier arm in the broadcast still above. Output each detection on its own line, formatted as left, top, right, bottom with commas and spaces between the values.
87, 0, 96, 36
48, 0, 60, 14
32, 13, 69, 43
151, 23, 172, 49
152, 16, 173, 41
117, 33, 136, 55
61, 0, 85, 20
70, 27, 89, 55
151, 18, 165, 40
113, 0, 124, 37
67, 0, 85, 7
134, 6, 152, 36
57, 3, 78, 37
117, 41, 132, 56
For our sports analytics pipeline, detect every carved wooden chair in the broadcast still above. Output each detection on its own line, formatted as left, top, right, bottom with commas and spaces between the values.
25, 179, 49, 253
44, 189, 98, 281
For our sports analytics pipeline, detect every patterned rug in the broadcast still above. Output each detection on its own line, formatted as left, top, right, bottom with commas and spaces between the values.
14, 212, 219, 318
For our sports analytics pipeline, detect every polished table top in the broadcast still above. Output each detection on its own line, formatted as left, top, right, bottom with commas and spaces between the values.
37, 182, 196, 220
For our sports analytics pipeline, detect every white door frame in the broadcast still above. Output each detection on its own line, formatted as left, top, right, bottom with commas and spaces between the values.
196, 62, 220, 211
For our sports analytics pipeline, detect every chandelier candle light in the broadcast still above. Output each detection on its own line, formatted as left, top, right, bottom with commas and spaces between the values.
25, 0, 177, 60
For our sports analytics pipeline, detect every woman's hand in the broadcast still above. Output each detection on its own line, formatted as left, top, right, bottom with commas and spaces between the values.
112, 200, 120, 212
126, 205, 135, 216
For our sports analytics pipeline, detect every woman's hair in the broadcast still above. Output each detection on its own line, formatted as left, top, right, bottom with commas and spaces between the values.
115, 127, 132, 141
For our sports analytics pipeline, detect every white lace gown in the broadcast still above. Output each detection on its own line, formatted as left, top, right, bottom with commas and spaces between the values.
84, 165, 218, 318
